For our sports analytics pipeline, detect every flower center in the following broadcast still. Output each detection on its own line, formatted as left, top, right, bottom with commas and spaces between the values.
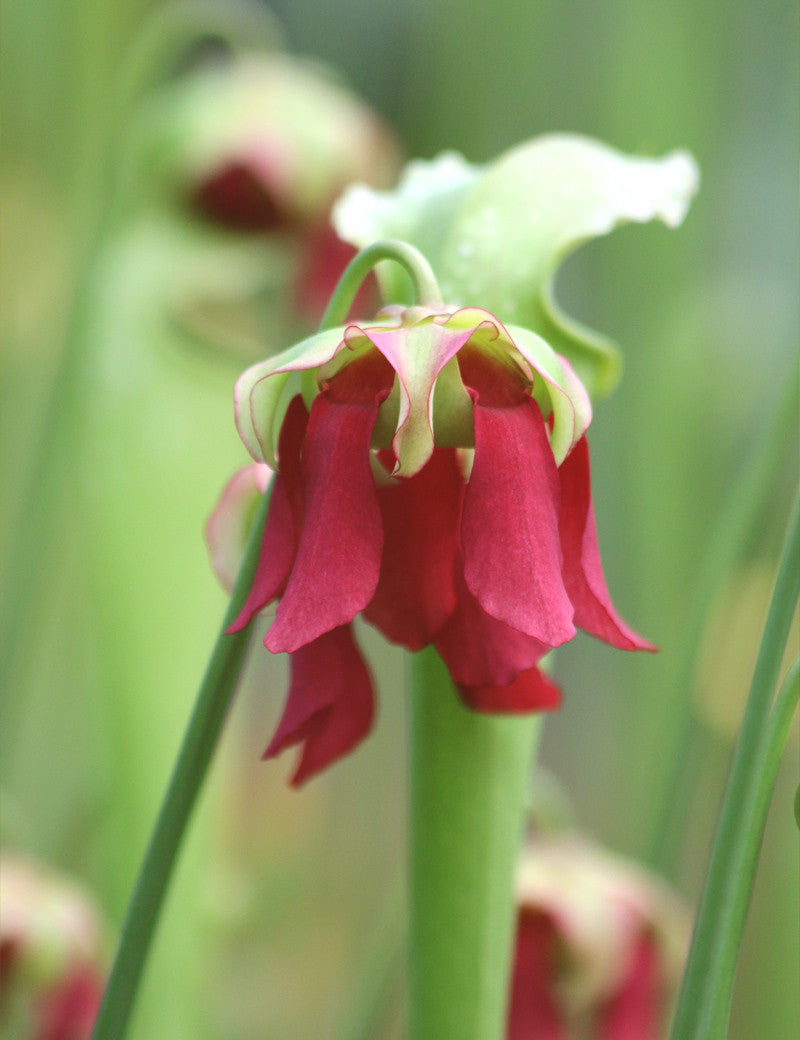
192, 161, 291, 232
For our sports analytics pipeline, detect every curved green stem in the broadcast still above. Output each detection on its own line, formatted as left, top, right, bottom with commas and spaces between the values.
669, 493, 800, 1040
89, 483, 273, 1040
0, 0, 282, 756
0, 235, 111, 742
407, 647, 541, 1040
319, 240, 443, 329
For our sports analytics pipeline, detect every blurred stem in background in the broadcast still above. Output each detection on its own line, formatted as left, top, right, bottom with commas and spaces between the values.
646, 359, 800, 871
0, 0, 278, 758
2, 6, 284, 1040
0, 0, 130, 739
670, 492, 799, 1038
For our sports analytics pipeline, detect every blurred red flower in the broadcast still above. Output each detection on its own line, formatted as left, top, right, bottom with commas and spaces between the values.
507, 835, 688, 1040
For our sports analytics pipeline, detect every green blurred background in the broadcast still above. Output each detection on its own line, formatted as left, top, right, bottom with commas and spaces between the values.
1, 1, 797, 1038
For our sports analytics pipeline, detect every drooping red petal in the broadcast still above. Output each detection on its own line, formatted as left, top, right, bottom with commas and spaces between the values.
461, 388, 576, 648
434, 567, 549, 687
226, 396, 309, 633
558, 437, 655, 652
598, 932, 663, 1040
363, 449, 463, 650
265, 354, 391, 653
263, 624, 375, 786
507, 910, 569, 1040
458, 665, 561, 714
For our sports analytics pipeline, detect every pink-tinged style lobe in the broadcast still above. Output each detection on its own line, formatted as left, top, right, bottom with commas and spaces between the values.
434, 567, 549, 687
364, 449, 463, 650
226, 396, 308, 633
263, 625, 375, 786
265, 354, 391, 654
459, 353, 576, 647
558, 437, 656, 652
364, 319, 478, 476
507, 911, 568, 1040
598, 932, 663, 1040
458, 665, 561, 714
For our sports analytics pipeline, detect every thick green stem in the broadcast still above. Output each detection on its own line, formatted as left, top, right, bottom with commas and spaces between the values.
408, 646, 541, 1040
669, 493, 800, 1040
89, 484, 273, 1040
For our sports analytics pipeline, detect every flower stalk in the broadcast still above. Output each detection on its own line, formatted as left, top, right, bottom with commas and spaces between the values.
408, 646, 541, 1040
318, 239, 443, 328
89, 483, 273, 1040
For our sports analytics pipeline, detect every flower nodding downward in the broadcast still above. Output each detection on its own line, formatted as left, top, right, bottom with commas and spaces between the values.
208, 304, 653, 784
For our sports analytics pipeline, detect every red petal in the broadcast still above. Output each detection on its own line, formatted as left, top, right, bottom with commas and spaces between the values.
598, 932, 663, 1040
434, 568, 549, 687
263, 625, 375, 786
458, 666, 561, 714
461, 392, 576, 647
35, 964, 104, 1040
226, 396, 308, 633
559, 438, 656, 652
507, 910, 569, 1040
265, 355, 390, 653
363, 449, 463, 650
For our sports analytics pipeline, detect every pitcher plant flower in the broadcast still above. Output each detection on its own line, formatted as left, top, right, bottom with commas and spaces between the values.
0, 854, 106, 1040
86, 120, 701, 1040
142, 50, 402, 325
208, 281, 654, 784
183, 53, 402, 321
105, 36, 403, 377
507, 832, 690, 1040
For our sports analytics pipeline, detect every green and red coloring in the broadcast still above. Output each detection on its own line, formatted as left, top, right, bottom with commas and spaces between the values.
207, 304, 654, 784
507, 833, 688, 1040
